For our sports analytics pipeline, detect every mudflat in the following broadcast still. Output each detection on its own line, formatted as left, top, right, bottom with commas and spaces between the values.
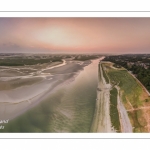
0, 60, 91, 120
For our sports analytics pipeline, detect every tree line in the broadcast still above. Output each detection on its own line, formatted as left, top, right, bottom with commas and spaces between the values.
104, 55, 150, 92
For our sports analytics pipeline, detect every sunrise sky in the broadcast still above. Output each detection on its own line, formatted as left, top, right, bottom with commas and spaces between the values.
0, 18, 150, 54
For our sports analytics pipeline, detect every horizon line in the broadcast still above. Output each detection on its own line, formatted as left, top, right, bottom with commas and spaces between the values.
0, 52, 150, 55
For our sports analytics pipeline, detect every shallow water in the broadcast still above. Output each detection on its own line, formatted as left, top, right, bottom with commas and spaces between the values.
1, 59, 100, 132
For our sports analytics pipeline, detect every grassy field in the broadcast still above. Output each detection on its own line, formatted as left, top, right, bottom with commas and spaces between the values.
110, 87, 121, 132
105, 65, 143, 108
103, 62, 150, 132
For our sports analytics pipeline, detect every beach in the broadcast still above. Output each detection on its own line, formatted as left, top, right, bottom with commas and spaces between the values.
90, 60, 115, 132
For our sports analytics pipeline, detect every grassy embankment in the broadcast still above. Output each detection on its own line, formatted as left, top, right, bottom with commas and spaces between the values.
103, 62, 150, 132
101, 63, 121, 132
101, 63, 109, 84
109, 88, 121, 132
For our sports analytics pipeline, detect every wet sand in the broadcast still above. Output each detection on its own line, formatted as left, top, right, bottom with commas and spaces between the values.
1, 59, 99, 132
0, 59, 91, 120
90, 60, 115, 132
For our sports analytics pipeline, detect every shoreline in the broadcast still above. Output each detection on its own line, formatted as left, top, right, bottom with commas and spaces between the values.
90, 59, 114, 132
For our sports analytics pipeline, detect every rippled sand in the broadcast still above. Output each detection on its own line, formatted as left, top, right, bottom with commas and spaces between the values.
0, 59, 91, 121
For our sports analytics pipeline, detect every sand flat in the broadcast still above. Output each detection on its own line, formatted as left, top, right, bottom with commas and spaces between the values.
0, 59, 91, 121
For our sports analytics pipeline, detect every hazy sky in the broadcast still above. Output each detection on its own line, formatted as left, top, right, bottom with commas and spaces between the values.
0, 18, 150, 54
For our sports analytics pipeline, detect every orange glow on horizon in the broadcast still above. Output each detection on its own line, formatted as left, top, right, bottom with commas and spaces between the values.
0, 18, 150, 53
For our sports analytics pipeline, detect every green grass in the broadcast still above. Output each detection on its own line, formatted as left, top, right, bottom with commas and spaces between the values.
127, 111, 146, 133
104, 63, 149, 132
110, 87, 121, 132
98, 64, 102, 82
107, 68, 142, 108
101, 64, 109, 84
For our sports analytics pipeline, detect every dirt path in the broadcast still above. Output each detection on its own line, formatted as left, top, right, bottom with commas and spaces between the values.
127, 106, 150, 111
115, 86, 133, 133
104, 62, 150, 132
126, 101, 150, 132
91, 62, 114, 132
99, 62, 133, 132
126, 98, 134, 111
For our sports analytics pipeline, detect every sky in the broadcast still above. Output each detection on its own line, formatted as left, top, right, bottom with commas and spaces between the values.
0, 18, 150, 54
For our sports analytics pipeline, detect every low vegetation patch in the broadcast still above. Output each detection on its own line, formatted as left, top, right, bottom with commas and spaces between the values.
101, 64, 109, 84
110, 87, 121, 132
0, 57, 63, 66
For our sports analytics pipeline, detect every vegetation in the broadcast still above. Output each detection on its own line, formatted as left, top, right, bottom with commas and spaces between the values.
113, 63, 122, 68
127, 110, 147, 132
101, 63, 109, 84
104, 54, 150, 92
103, 63, 150, 132
107, 67, 142, 108
110, 87, 121, 132
0, 54, 101, 66
0, 57, 63, 66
